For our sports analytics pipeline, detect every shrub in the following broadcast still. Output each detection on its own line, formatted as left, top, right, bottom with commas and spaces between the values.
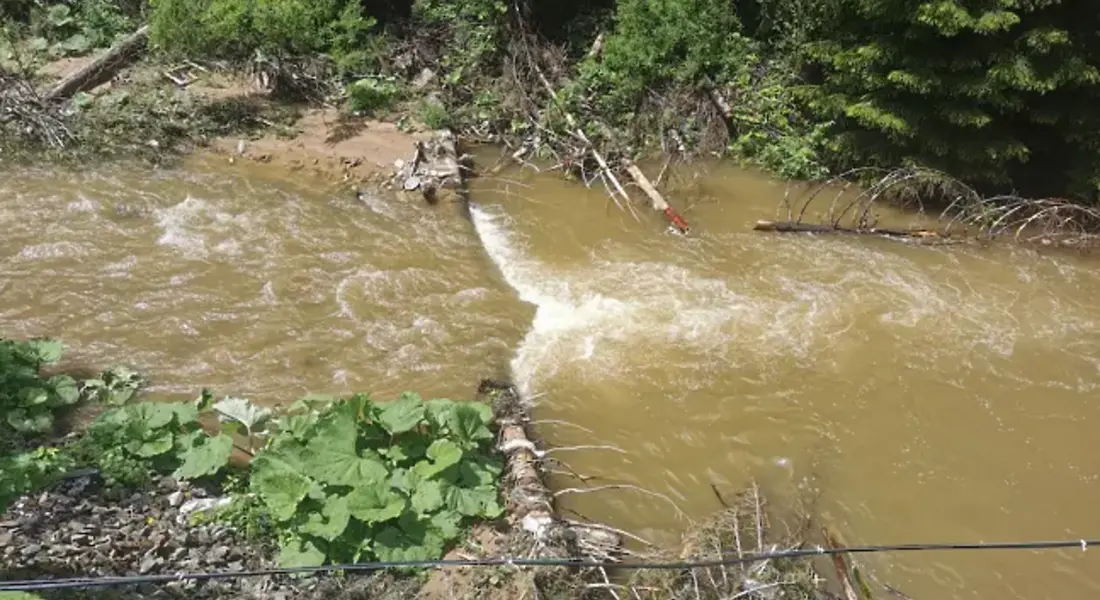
149, 0, 380, 74
251, 392, 503, 566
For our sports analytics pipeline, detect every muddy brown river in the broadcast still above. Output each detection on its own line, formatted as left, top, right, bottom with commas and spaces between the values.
4, 153, 1100, 599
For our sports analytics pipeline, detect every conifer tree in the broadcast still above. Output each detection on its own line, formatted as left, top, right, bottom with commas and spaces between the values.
807, 0, 1100, 199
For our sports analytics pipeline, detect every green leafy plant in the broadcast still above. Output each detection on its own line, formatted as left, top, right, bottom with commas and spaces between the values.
249, 392, 503, 567
0, 338, 80, 434
85, 399, 233, 481
345, 75, 401, 116
81, 365, 146, 405
0, 445, 75, 513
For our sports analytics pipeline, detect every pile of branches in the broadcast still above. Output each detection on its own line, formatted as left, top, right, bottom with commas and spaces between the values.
0, 68, 72, 150
625, 484, 823, 600
764, 167, 1100, 249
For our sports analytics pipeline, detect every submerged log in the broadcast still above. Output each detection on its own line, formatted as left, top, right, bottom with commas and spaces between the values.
753, 220, 945, 240
45, 26, 149, 102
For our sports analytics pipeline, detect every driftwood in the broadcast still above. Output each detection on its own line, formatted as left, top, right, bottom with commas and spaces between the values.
753, 219, 945, 241
44, 25, 149, 102
479, 380, 621, 561
624, 160, 690, 233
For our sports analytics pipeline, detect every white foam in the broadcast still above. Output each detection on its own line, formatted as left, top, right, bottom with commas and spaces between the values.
153, 195, 255, 260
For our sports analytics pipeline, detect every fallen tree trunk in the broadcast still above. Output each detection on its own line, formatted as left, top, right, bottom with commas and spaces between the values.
478, 379, 621, 560
623, 160, 690, 234
753, 220, 945, 240
45, 25, 149, 102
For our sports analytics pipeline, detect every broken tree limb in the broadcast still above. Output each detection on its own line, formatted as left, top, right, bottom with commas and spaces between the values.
702, 78, 735, 127
532, 65, 632, 214
753, 219, 948, 241
45, 25, 149, 102
623, 160, 690, 234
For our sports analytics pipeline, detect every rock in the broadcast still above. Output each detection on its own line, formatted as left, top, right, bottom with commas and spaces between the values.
21, 543, 41, 558
412, 67, 436, 90
209, 545, 230, 563
177, 497, 231, 524
167, 490, 185, 507
139, 554, 163, 574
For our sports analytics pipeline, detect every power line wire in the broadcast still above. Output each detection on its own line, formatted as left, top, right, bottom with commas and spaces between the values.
2, 538, 1097, 592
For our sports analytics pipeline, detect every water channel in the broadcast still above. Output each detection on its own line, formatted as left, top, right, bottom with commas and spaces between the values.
3, 153, 1100, 599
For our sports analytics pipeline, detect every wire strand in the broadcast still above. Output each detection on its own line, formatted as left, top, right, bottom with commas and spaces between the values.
1, 538, 1096, 591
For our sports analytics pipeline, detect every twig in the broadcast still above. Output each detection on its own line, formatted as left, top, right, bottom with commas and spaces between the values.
554, 484, 689, 522
540, 445, 627, 456
563, 519, 658, 548
528, 419, 595, 434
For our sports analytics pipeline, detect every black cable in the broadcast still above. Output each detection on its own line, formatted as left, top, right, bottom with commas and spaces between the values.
2, 538, 1098, 592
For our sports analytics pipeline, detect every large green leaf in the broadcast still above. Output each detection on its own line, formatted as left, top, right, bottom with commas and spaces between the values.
6, 408, 53, 433
278, 537, 326, 568
446, 484, 503, 518
411, 439, 463, 480
410, 479, 445, 514
17, 387, 49, 407
346, 483, 406, 524
24, 339, 63, 364
48, 375, 80, 406
374, 520, 445, 562
213, 396, 272, 434
174, 433, 233, 480
167, 402, 199, 426
423, 398, 455, 432
430, 509, 464, 539
129, 431, 174, 457
127, 403, 176, 430
376, 392, 425, 435
458, 457, 503, 487
251, 454, 314, 521
303, 413, 389, 486
446, 403, 494, 448
301, 494, 351, 541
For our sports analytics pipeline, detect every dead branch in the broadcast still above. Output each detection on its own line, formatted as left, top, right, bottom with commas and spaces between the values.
765, 166, 1100, 251
45, 25, 149, 101
623, 159, 690, 233
553, 484, 690, 522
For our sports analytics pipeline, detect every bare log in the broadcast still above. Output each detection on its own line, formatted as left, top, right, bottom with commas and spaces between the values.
623, 160, 690, 234
478, 379, 622, 560
45, 26, 149, 102
753, 219, 945, 240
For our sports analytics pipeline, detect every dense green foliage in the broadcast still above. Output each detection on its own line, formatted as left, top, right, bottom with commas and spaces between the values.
0, 339, 79, 433
805, 0, 1100, 198
146, 0, 383, 81
0, 0, 135, 60
0, 337, 505, 570
7, 0, 1100, 199
253, 392, 502, 567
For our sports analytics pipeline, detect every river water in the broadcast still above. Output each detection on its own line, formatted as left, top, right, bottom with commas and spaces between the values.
4, 153, 1100, 598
